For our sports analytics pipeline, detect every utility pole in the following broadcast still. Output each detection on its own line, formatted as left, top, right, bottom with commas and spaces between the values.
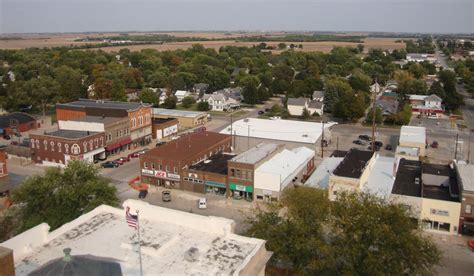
230, 114, 233, 151
454, 133, 459, 160
371, 78, 379, 153
321, 119, 325, 158
467, 130, 472, 163
247, 125, 250, 152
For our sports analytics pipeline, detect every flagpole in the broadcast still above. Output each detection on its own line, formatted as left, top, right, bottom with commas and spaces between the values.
136, 210, 143, 276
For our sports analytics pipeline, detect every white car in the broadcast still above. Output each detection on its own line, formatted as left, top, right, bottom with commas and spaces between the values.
198, 198, 207, 209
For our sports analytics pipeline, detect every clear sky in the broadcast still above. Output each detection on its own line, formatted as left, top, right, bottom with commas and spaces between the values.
1, 0, 472, 34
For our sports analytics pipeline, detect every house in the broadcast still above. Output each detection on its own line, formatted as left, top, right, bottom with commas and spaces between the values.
158, 88, 169, 104
312, 90, 325, 102
202, 92, 239, 111
406, 53, 436, 63
287, 97, 308, 116
0, 112, 38, 136
0, 146, 11, 207
307, 101, 324, 116
408, 94, 444, 118
222, 87, 243, 102
395, 126, 426, 160
375, 99, 399, 116
193, 83, 209, 94
125, 88, 141, 102
379, 91, 399, 101
174, 90, 190, 103
0, 199, 272, 275
151, 118, 179, 140
370, 82, 381, 94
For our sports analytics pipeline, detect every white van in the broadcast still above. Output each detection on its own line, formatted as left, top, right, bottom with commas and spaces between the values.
198, 198, 207, 209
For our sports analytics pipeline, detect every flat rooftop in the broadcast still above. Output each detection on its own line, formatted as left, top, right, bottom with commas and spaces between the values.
153, 117, 178, 124
422, 163, 453, 177
220, 118, 337, 144
153, 108, 206, 118
45, 129, 99, 139
399, 126, 426, 145
1, 200, 268, 275
423, 185, 458, 202
392, 159, 422, 197
189, 153, 236, 175
68, 116, 125, 124
57, 99, 149, 111
362, 156, 396, 199
231, 143, 280, 165
305, 157, 343, 189
455, 163, 474, 192
332, 149, 374, 179
330, 150, 348, 158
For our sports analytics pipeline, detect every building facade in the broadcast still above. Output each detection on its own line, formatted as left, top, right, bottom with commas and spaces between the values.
30, 130, 106, 166
455, 162, 474, 235
153, 108, 208, 128
151, 118, 179, 140
0, 112, 38, 136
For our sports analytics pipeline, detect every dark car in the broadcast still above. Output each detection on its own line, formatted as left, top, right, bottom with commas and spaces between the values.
385, 144, 393, 151
264, 108, 270, 112
258, 110, 264, 115
368, 145, 380, 151
138, 190, 148, 199
353, 139, 366, 146
156, 141, 166, 147
370, 141, 384, 148
359, 135, 371, 141
431, 141, 439, 148
162, 190, 171, 202
2, 134, 11, 140
102, 161, 119, 168
14, 132, 22, 137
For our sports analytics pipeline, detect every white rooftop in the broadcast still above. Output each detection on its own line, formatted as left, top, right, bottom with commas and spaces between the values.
174, 90, 188, 96
455, 162, 474, 192
304, 157, 344, 189
1, 200, 268, 276
408, 94, 428, 101
399, 126, 426, 145
395, 146, 420, 157
220, 118, 336, 144
231, 143, 280, 165
255, 147, 314, 189
153, 108, 207, 118
362, 156, 396, 199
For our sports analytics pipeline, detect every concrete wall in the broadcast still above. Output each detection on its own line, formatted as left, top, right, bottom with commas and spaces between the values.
288, 105, 305, 116
399, 141, 425, 157
254, 171, 280, 193
58, 120, 105, 132
328, 175, 359, 201
420, 198, 461, 235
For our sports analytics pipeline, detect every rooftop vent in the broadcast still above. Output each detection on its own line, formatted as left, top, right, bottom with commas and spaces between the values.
184, 247, 199, 262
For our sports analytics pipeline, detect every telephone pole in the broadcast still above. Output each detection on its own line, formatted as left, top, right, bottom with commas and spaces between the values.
321, 119, 325, 158
371, 78, 379, 153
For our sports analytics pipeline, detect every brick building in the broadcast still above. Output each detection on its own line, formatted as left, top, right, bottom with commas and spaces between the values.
30, 130, 106, 166
140, 131, 231, 191
56, 99, 152, 148
59, 116, 131, 156
151, 118, 179, 140
0, 112, 38, 136
0, 146, 10, 197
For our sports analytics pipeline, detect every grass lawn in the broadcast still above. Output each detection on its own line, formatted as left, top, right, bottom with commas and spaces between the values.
175, 103, 198, 111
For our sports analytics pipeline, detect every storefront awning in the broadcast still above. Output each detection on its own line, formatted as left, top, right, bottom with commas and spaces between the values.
106, 137, 132, 151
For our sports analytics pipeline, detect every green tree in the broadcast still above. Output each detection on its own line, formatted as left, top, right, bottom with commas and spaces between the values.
197, 101, 210, 111
407, 62, 426, 79
53, 65, 84, 102
11, 161, 119, 232
139, 88, 158, 106
333, 89, 366, 120
349, 70, 372, 92
366, 107, 383, 125
301, 107, 311, 120
181, 96, 196, 108
110, 78, 127, 102
277, 43, 287, 50
246, 188, 441, 275
163, 94, 177, 109
323, 77, 352, 113
240, 75, 260, 105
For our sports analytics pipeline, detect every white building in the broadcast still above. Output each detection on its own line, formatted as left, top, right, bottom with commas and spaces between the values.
395, 126, 426, 160
254, 147, 315, 201
409, 94, 443, 118
1, 200, 272, 275
174, 90, 190, 103
202, 92, 239, 111
287, 98, 308, 116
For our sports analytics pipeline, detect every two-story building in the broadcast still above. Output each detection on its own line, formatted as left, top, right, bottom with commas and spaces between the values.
287, 97, 324, 116
202, 92, 240, 111
0, 146, 10, 201
395, 126, 426, 160
409, 94, 444, 118
455, 162, 474, 235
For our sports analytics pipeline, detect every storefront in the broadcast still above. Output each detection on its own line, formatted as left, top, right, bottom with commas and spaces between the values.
105, 137, 132, 156
229, 183, 253, 201
141, 169, 180, 188
205, 181, 226, 196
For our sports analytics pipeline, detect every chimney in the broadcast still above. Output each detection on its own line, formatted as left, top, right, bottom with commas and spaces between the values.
0, 246, 15, 276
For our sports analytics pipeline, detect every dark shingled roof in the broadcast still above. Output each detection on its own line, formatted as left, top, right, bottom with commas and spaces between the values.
332, 149, 373, 178
189, 153, 236, 175
392, 159, 422, 197
0, 112, 36, 129
330, 150, 348, 158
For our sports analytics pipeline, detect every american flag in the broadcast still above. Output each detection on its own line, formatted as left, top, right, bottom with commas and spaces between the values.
125, 206, 138, 229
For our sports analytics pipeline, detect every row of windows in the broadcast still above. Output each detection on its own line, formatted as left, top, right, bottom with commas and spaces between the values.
143, 162, 178, 174
105, 127, 130, 142
131, 114, 151, 128
229, 168, 253, 180
183, 177, 204, 184
31, 137, 104, 155
191, 144, 230, 165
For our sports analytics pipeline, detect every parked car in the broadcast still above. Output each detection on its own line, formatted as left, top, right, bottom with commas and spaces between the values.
368, 145, 380, 151
10, 141, 18, 145
385, 144, 393, 151
264, 108, 270, 112
118, 156, 130, 163
162, 190, 171, 202
431, 141, 439, 148
102, 161, 119, 168
114, 159, 125, 165
2, 134, 11, 140
258, 110, 264, 115
468, 240, 474, 252
156, 141, 166, 147
370, 141, 384, 148
353, 139, 366, 146
138, 189, 148, 199
198, 198, 207, 209
14, 132, 21, 137
358, 135, 371, 141
137, 149, 149, 155
128, 152, 140, 159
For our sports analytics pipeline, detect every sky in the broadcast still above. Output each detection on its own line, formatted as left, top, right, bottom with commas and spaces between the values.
0, 0, 472, 34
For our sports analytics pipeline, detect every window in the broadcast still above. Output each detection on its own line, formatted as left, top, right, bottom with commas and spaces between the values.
166, 165, 170, 172
50, 141, 55, 152
144, 162, 148, 169
71, 144, 80, 155
65, 144, 69, 154
43, 140, 48, 150
100, 137, 104, 146
174, 167, 178, 174
107, 134, 112, 141
132, 118, 136, 128
230, 169, 235, 177
31, 139, 35, 149
83, 142, 88, 152
235, 169, 241, 178
57, 142, 62, 153
466, 204, 472, 214
95, 138, 98, 147
159, 164, 163, 170
151, 163, 155, 169
35, 140, 39, 149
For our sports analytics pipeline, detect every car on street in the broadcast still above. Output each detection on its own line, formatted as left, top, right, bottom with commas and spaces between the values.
2, 134, 11, 140
358, 135, 371, 141
198, 198, 207, 209
138, 189, 148, 199
353, 140, 366, 146
114, 158, 125, 165
162, 190, 171, 202
431, 141, 439, 148
264, 108, 270, 112
156, 141, 166, 147
258, 110, 264, 115
385, 144, 392, 151
370, 141, 384, 148
102, 161, 119, 168
14, 132, 21, 137
10, 141, 18, 145
128, 152, 140, 158
118, 156, 130, 163
137, 149, 149, 155
368, 145, 380, 151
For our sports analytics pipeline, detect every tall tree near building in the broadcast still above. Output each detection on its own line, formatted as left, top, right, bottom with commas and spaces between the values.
139, 88, 158, 106
240, 75, 260, 105
349, 70, 372, 92
10, 161, 119, 234
163, 94, 177, 109
246, 188, 441, 275
301, 107, 311, 120
323, 77, 352, 113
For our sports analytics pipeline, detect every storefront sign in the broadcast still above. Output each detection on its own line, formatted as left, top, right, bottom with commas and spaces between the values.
263, 189, 273, 195
206, 181, 226, 188
167, 173, 180, 180
141, 169, 154, 175
230, 183, 253, 193
430, 208, 449, 217
155, 170, 167, 178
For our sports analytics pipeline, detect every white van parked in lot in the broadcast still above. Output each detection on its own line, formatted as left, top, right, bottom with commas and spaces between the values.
198, 198, 207, 209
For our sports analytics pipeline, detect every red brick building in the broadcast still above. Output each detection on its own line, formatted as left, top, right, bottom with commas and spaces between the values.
0, 146, 9, 196
140, 131, 231, 191
30, 130, 106, 166
0, 112, 38, 135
